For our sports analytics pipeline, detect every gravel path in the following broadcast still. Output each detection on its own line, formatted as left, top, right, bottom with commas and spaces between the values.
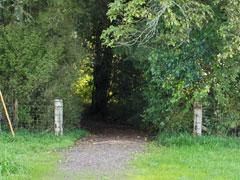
59, 128, 147, 179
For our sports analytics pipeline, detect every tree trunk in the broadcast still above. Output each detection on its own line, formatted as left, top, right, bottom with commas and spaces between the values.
91, 46, 113, 115
91, 0, 113, 116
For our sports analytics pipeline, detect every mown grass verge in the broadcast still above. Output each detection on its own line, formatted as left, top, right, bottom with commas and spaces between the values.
0, 130, 87, 180
129, 134, 240, 180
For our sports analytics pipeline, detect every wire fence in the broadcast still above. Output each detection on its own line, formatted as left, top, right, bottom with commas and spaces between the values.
0, 102, 54, 132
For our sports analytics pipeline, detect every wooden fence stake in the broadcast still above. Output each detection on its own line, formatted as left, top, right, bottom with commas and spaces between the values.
0, 90, 15, 137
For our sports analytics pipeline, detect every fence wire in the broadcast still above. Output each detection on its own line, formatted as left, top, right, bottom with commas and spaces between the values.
0, 102, 54, 132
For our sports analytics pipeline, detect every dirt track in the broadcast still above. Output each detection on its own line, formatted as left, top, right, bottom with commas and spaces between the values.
59, 126, 147, 179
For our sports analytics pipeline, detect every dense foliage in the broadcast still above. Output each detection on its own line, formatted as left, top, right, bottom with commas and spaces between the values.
103, 0, 240, 133
0, 0, 88, 130
0, 0, 239, 134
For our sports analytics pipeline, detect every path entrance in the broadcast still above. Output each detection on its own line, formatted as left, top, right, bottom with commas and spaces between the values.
59, 122, 147, 179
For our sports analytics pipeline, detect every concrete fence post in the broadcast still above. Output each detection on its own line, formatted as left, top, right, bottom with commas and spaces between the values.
193, 102, 202, 136
54, 99, 63, 136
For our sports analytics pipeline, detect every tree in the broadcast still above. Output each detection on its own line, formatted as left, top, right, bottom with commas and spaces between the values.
90, 0, 113, 116
0, 0, 87, 129
103, 0, 240, 133
75, 0, 114, 116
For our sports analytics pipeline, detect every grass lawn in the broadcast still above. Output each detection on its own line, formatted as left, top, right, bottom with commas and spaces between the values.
129, 134, 240, 180
0, 130, 87, 180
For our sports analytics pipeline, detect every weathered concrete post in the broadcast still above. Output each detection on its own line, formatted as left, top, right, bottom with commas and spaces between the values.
193, 102, 202, 136
54, 99, 63, 136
